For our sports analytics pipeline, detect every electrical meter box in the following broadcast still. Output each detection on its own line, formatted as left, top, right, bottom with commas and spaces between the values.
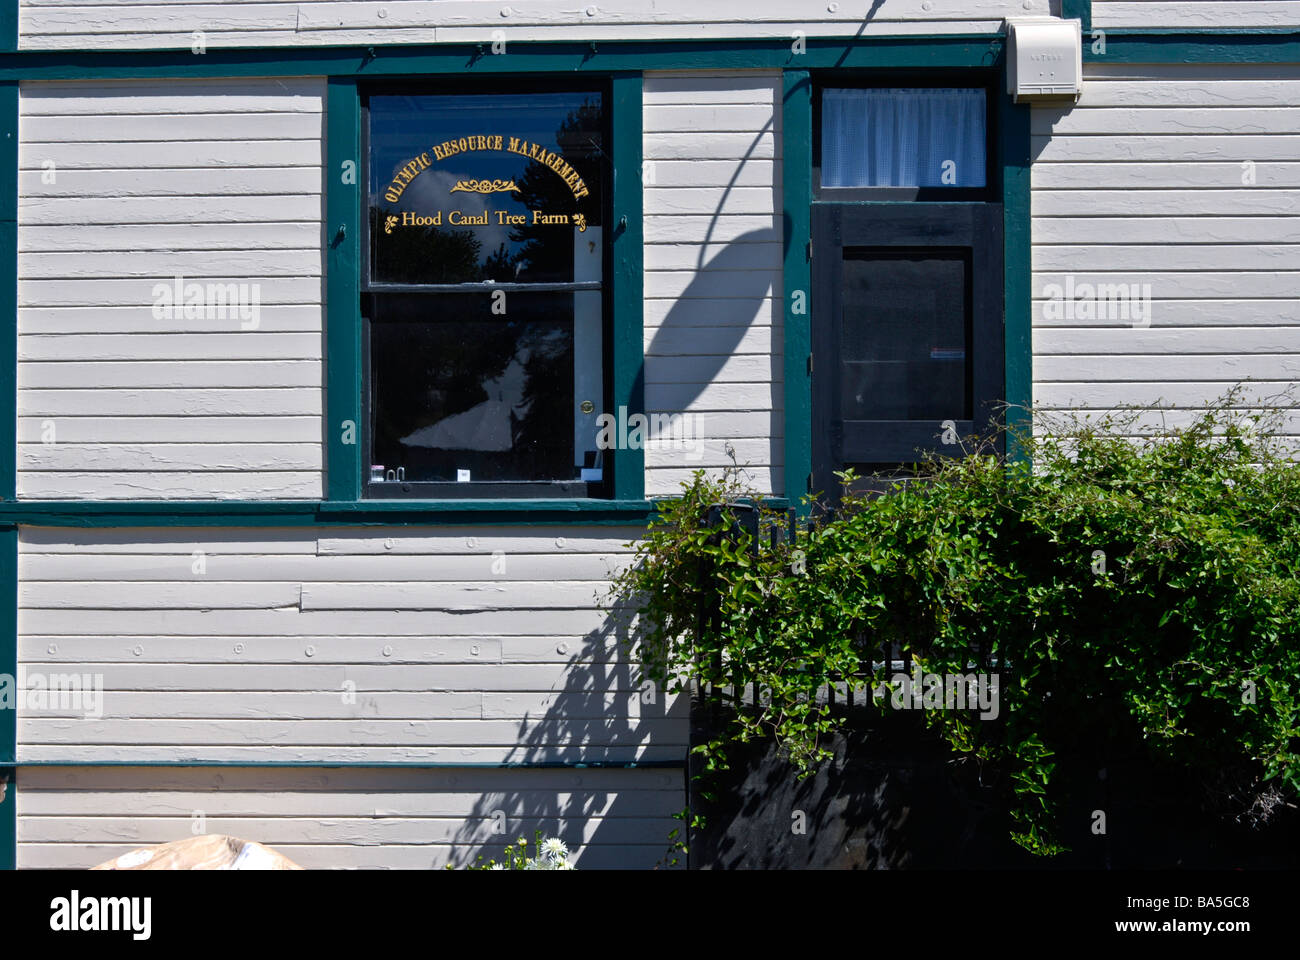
1006, 18, 1082, 103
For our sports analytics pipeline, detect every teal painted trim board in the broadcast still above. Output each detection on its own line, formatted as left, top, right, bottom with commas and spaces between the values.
610, 72, 646, 502
0, 500, 661, 527
1061, 0, 1091, 35
999, 90, 1032, 464
0, 38, 1007, 82
782, 70, 813, 514
0, 1, 14, 54
325, 78, 363, 504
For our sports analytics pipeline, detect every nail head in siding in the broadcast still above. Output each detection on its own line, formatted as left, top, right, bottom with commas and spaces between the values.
556, 537, 567, 549
500, 6, 511, 16
557, 642, 569, 655
383, 645, 393, 657
586, 5, 598, 16
384, 538, 395, 550
466, 537, 478, 549
234, 643, 244, 654
132, 645, 142, 657
46, 644, 56, 655
305, 645, 316, 658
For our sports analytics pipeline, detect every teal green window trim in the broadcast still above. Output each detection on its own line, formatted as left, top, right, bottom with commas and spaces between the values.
782, 70, 813, 515
325, 77, 362, 503
609, 72, 646, 502
0, 33, 1297, 82
324, 72, 644, 513
998, 87, 1032, 464
0, 1, 14, 54
1084, 33, 1300, 61
0, 500, 658, 527
1061, 0, 1091, 35
0, 38, 1005, 82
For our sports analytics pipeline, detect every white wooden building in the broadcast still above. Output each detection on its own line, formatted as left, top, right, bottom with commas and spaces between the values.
1, 0, 1298, 868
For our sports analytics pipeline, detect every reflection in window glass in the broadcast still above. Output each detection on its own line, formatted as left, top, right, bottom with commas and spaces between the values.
368, 293, 593, 484
840, 249, 971, 420
367, 91, 605, 285
822, 88, 986, 188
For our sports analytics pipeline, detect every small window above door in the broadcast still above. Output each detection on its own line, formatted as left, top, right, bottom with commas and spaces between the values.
815, 83, 994, 201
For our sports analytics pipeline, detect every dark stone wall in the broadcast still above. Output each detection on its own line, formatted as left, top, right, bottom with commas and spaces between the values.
686, 700, 1300, 870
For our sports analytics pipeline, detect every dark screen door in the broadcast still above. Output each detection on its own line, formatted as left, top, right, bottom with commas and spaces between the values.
811, 203, 1003, 497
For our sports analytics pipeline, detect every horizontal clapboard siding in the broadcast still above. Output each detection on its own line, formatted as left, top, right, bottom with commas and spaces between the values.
643, 72, 784, 497
1093, 1, 1300, 29
16, 525, 688, 764
16, 765, 684, 869
17, 79, 325, 500
16, 0, 1046, 50
1031, 64, 1300, 437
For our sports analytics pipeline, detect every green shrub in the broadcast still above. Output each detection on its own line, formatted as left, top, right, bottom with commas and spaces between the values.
609, 393, 1300, 855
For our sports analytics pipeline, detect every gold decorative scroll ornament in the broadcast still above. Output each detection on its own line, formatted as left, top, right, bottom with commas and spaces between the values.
449, 179, 520, 195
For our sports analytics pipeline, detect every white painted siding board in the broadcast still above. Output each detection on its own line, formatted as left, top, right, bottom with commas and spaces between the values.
18, 79, 325, 500
19, 361, 321, 389
1032, 135, 1300, 162
643, 72, 784, 498
18, 389, 321, 416
17, 167, 322, 198
1093, 2, 1300, 29
17, 473, 323, 499
1032, 189, 1300, 216
20, 195, 324, 223
16, 527, 674, 765
1035, 329, 1300, 355
17, 0, 1041, 50
20, 443, 324, 471
20, 334, 322, 360
1034, 272, 1300, 299
1033, 245, 1300, 271
1031, 65, 1300, 438
21, 552, 631, 581
17, 416, 322, 443
1033, 107, 1300, 136
1032, 163, 1300, 189
19, 306, 322, 334
1032, 218, 1300, 245
16, 766, 685, 869
1033, 301, 1300, 327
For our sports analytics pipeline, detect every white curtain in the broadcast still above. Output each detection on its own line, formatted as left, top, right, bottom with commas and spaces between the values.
822, 88, 987, 188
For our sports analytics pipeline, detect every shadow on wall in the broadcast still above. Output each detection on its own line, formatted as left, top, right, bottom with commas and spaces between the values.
449, 81, 792, 868
447, 590, 689, 869
641, 106, 787, 493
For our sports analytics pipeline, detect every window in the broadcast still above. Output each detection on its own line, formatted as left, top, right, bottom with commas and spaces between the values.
814, 82, 993, 201
810, 78, 1003, 497
362, 85, 608, 498
821, 88, 987, 189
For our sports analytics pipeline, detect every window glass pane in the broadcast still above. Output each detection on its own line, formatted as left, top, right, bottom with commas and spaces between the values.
369, 292, 602, 484
368, 92, 604, 285
822, 88, 986, 188
840, 249, 971, 420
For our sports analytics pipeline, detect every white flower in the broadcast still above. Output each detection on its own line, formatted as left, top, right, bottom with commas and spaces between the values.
489, 863, 505, 870
540, 837, 569, 862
